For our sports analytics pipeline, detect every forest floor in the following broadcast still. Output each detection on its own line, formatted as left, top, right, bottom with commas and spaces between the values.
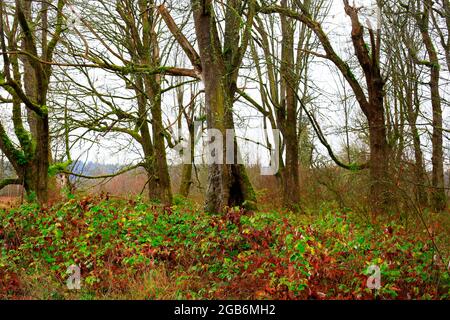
0, 194, 449, 300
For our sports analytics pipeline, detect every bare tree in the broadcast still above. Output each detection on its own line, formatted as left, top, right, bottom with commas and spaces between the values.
56, 0, 191, 204
159, 1, 258, 212
407, 0, 447, 211
248, 0, 326, 210
259, 0, 393, 216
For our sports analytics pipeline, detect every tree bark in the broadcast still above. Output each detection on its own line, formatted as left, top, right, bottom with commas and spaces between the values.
20, 1, 50, 203
279, 0, 301, 209
119, 0, 173, 205
367, 111, 390, 213
179, 122, 195, 197
148, 89, 173, 204
417, 0, 446, 210
345, 1, 391, 215
192, 0, 257, 213
0, 0, 64, 204
258, 2, 392, 215
406, 84, 428, 207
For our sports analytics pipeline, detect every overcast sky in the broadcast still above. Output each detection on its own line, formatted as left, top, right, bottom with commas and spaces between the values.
1, 0, 448, 174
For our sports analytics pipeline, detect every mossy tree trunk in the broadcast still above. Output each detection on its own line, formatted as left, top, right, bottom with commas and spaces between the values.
141, 1, 172, 205
0, 0, 65, 204
179, 118, 195, 198
414, 0, 446, 211
259, 1, 392, 215
116, 0, 173, 205
191, 0, 257, 212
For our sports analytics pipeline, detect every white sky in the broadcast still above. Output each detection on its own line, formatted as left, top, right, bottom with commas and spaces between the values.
0, 0, 449, 174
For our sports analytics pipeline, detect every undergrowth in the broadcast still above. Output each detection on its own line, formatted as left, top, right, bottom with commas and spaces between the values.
0, 195, 448, 300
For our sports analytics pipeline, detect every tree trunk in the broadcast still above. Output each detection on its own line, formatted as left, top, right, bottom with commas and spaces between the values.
136, 89, 158, 202
179, 123, 195, 197
430, 65, 446, 211
366, 54, 391, 215
406, 87, 428, 207
143, 3, 172, 205
117, 1, 172, 205
134, 75, 172, 204
149, 92, 173, 205
418, 0, 446, 211
345, 1, 391, 215
34, 115, 50, 203
192, 1, 256, 213
411, 122, 428, 207
281, 129, 300, 209
20, 1, 50, 204
279, 1, 300, 210
202, 78, 256, 213
367, 113, 390, 215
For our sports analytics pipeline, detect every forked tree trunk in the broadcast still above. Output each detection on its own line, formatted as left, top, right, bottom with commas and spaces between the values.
192, 1, 257, 213
346, 2, 392, 216
259, 2, 392, 215
123, 1, 172, 205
